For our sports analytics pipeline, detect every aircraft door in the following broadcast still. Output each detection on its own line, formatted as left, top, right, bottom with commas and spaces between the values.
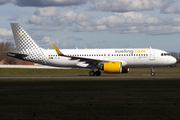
149, 50, 155, 60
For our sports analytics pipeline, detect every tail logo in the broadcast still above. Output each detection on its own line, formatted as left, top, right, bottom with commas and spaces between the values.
11, 23, 49, 65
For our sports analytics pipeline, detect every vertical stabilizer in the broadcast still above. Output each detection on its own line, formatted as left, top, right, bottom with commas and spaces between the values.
10, 23, 48, 65
11, 23, 40, 52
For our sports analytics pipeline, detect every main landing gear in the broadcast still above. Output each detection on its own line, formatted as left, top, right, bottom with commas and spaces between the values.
151, 67, 155, 76
89, 70, 101, 76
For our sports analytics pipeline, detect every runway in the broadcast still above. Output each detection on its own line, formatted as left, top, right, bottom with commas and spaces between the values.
1, 75, 180, 79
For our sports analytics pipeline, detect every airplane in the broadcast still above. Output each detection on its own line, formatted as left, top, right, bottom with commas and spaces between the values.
7, 23, 177, 76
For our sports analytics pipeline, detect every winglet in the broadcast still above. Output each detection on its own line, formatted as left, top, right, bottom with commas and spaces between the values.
52, 43, 63, 55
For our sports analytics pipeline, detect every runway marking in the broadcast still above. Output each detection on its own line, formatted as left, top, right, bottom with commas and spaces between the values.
0, 76, 180, 79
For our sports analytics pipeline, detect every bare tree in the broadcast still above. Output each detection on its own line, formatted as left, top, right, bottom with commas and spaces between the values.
170, 52, 178, 59
0, 41, 18, 64
178, 52, 180, 63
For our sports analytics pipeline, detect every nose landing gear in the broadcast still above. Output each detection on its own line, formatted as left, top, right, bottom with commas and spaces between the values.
151, 67, 155, 76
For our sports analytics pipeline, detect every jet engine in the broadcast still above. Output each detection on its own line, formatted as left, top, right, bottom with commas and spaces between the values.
101, 61, 129, 73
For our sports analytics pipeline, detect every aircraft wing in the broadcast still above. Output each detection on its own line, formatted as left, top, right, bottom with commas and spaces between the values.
52, 43, 109, 65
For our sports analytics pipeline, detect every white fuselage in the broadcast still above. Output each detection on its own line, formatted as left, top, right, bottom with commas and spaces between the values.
9, 23, 177, 76
43, 48, 176, 68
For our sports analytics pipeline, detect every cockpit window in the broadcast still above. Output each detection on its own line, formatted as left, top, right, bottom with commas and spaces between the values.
161, 53, 170, 56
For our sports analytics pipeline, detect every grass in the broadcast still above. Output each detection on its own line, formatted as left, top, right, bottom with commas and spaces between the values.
0, 67, 180, 76
0, 78, 180, 119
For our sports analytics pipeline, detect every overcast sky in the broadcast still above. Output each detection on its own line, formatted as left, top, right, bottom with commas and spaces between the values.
1, 0, 180, 52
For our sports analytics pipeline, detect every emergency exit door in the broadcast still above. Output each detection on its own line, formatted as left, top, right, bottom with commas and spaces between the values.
149, 50, 155, 60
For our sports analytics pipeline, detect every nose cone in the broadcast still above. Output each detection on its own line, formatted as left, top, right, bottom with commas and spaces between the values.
170, 57, 177, 64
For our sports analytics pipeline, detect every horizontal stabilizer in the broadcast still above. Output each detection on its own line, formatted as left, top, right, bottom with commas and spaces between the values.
7, 51, 28, 58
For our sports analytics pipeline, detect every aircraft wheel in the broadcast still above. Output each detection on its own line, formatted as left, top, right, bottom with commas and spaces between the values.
89, 71, 95, 76
95, 71, 101, 76
151, 72, 155, 76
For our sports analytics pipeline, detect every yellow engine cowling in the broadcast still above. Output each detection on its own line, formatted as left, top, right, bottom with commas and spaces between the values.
102, 61, 129, 73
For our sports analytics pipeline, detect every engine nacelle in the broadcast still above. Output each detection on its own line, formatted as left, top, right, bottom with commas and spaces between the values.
102, 61, 129, 73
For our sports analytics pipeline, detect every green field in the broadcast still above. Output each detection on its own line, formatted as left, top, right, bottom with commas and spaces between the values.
0, 78, 180, 120
0, 67, 180, 76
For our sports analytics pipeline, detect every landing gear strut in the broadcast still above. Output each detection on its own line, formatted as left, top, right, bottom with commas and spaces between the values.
89, 70, 101, 76
151, 67, 155, 76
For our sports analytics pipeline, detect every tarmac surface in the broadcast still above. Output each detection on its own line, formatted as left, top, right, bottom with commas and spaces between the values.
1, 75, 180, 79
0, 75, 180, 119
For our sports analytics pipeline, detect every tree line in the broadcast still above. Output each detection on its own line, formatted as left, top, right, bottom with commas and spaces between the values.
0, 41, 18, 64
